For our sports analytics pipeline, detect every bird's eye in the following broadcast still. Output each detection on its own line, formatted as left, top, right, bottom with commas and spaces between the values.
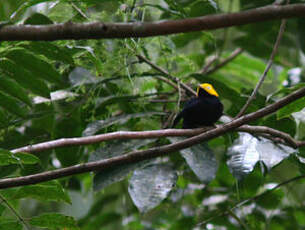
206, 86, 211, 90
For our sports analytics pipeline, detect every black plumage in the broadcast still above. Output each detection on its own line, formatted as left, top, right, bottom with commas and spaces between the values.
172, 84, 223, 129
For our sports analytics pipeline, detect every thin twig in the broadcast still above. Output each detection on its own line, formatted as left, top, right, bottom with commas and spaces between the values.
227, 208, 250, 230
200, 56, 217, 74
71, 2, 89, 19
154, 75, 180, 90
137, 54, 196, 96
236, 19, 287, 118
198, 174, 305, 226
202, 48, 244, 75
1, 87, 304, 189
0, 193, 30, 230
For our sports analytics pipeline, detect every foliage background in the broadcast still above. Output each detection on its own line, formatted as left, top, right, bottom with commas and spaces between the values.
0, 0, 305, 229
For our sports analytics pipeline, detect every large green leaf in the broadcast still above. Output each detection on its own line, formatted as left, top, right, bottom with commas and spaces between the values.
1, 181, 71, 203
24, 12, 53, 25
5, 48, 62, 85
128, 164, 177, 213
0, 75, 32, 106
277, 97, 305, 119
0, 91, 28, 117
170, 138, 217, 183
0, 58, 50, 98
0, 149, 40, 166
21, 42, 74, 65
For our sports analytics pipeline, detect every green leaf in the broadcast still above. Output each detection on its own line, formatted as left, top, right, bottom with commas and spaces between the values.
0, 149, 40, 166
170, 138, 217, 183
81, 212, 121, 229
5, 48, 62, 85
261, 114, 296, 137
0, 58, 50, 98
78, 194, 119, 226
0, 109, 7, 125
294, 209, 305, 226
24, 12, 53, 25
0, 75, 32, 106
256, 188, 284, 209
0, 219, 22, 230
14, 152, 40, 164
12, 181, 71, 203
238, 164, 265, 199
92, 139, 153, 191
83, 112, 166, 136
128, 164, 177, 213
54, 114, 82, 167
277, 97, 305, 119
188, 0, 217, 17
21, 42, 74, 65
172, 32, 204, 48
0, 205, 5, 216
30, 213, 79, 230
0, 91, 28, 117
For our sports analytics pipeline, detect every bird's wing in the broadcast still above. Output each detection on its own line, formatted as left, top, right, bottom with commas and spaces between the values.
172, 98, 199, 127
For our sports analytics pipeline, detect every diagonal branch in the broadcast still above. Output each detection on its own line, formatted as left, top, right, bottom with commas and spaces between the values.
136, 54, 196, 96
0, 4, 305, 41
198, 174, 305, 226
201, 48, 244, 75
1, 87, 304, 189
236, 18, 287, 118
0, 193, 30, 229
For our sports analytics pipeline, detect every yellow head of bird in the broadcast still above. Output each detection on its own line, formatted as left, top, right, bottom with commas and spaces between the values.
197, 83, 219, 97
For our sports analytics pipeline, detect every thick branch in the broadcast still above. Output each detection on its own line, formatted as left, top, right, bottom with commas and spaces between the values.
1, 87, 304, 189
0, 4, 305, 41
12, 124, 304, 154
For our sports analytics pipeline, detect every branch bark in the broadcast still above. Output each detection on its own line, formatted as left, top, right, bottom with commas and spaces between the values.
0, 4, 305, 41
2, 87, 304, 189
12, 124, 304, 154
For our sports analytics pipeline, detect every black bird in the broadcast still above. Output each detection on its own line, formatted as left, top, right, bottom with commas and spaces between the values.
172, 83, 223, 129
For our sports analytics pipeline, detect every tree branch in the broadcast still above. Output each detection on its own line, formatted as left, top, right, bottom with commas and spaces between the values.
1, 87, 304, 189
0, 193, 30, 230
236, 18, 287, 118
0, 4, 305, 41
201, 48, 244, 75
198, 174, 305, 226
136, 54, 196, 96
11, 124, 304, 154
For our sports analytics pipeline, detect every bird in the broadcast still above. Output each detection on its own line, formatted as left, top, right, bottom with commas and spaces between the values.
172, 83, 223, 129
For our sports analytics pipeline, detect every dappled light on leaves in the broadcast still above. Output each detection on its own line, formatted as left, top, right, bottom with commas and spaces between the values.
227, 133, 296, 179
128, 164, 177, 213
